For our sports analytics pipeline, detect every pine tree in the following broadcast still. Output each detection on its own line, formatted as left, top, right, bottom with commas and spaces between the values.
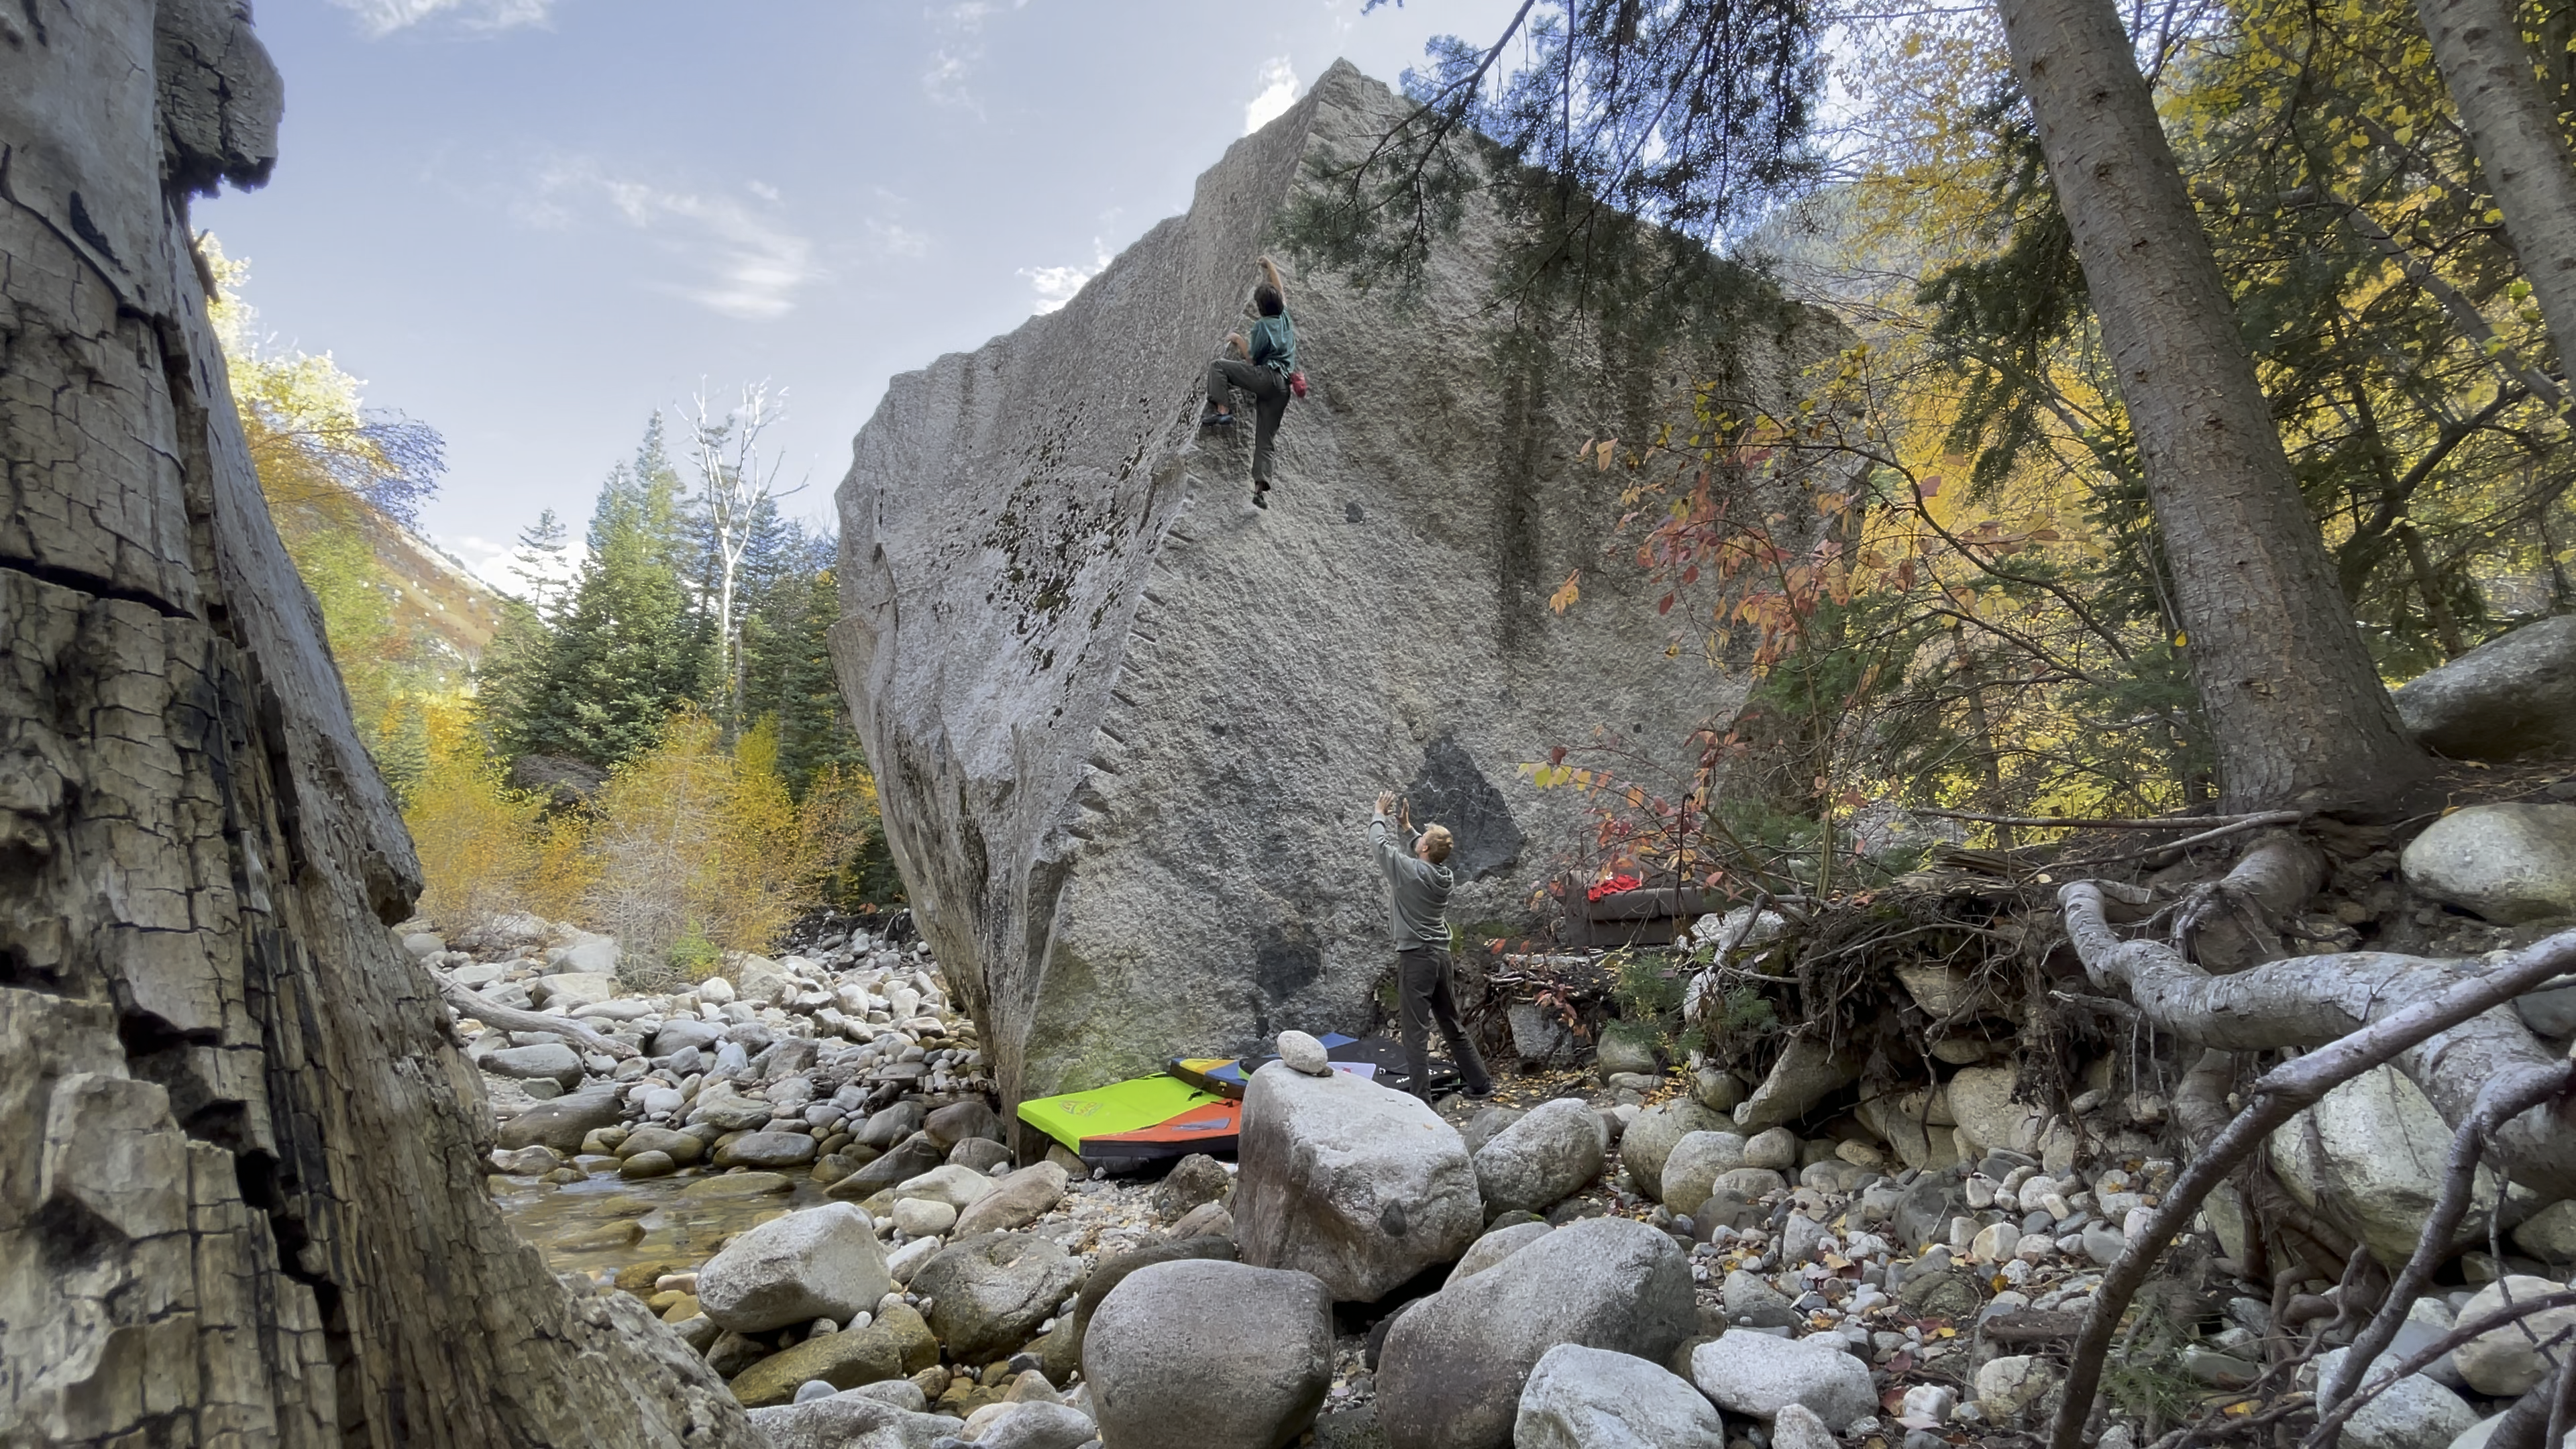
510, 506, 572, 618
499, 418, 713, 770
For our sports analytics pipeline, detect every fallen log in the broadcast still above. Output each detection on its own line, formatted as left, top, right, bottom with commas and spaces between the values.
433, 971, 640, 1060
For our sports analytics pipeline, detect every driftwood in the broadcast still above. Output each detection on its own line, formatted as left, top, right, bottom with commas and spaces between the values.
433, 971, 641, 1060
2048, 879, 2576, 1449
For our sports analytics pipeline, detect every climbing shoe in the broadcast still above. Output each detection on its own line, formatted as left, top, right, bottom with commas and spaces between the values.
1201, 411, 1235, 428
1252, 478, 1271, 509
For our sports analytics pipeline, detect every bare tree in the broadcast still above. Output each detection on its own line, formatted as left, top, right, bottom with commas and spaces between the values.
686, 380, 792, 728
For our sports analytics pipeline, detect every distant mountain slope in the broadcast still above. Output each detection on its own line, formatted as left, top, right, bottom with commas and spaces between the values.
360, 508, 512, 668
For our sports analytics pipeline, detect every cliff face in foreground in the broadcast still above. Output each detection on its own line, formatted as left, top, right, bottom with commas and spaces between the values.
833, 61, 1835, 1110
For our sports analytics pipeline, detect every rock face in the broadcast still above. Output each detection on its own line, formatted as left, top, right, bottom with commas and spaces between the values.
0, 7, 757, 1443
1083, 1259, 1335, 1449
2401, 804, 2576, 925
1513, 1343, 1727, 1449
1235, 1065, 1485, 1301
829, 60, 1831, 1106
2392, 615, 2576, 761
1377, 1217, 1699, 1449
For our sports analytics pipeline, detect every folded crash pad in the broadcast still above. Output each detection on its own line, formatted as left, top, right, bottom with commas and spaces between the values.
1017, 1074, 1220, 1153
1079, 1098, 1244, 1167
1166, 1057, 1238, 1094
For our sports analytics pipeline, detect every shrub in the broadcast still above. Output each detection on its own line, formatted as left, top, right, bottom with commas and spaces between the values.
405, 698, 546, 930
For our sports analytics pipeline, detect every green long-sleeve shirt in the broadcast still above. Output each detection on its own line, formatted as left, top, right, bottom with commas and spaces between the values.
1371, 810, 1452, 949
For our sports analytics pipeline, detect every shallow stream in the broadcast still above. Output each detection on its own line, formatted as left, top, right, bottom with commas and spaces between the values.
492, 1169, 831, 1283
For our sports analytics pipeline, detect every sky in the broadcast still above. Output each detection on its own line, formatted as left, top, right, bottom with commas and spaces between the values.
197, 0, 1527, 590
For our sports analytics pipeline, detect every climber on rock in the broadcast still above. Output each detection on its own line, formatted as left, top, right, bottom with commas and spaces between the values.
1371, 790, 1496, 1105
1201, 256, 1298, 509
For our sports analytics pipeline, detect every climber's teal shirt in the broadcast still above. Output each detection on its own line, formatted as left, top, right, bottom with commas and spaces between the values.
1248, 311, 1296, 376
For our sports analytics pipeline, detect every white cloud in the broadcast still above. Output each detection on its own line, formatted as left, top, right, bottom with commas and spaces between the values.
868, 219, 932, 258
1019, 239, 1112, 315
1244, 56, 1301, 134
520, 160, 822, 321
327, 0, 551, 36
924, 1, 998, 110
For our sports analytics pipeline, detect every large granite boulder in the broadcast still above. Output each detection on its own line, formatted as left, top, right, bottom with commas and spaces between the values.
1618, 1099, 1728, 1200
2269, 1065, 2502, 1265
1083, 1259, 1334, 1449
828, 60, 1832, 1106
725, 1303, 940, 1407
1515, 1343, 1726, 1449
1234, 1065, 1483, 1302
697, 1203, 896, 1334
2393, 615, 2576, 761
494, 1087, 627, 1152
1376, 1217, 1699, 1449
908, 1232, 1083, 1364
2401, 804, 2576, 925
1472, 1097, 1606, 1216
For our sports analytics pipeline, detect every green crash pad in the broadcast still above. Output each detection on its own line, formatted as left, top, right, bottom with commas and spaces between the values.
1017, 1074, 1220, 1152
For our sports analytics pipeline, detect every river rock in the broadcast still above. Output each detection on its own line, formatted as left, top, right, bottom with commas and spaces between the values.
829, 60, 1828, 1102
1945, 1065, 2044, 1158
651, 1018, 725, 1057
858, 1103, 926, 1148
1473, 1097, 1606, 1216
2270, 1065, 2500, 1264
1657, 1131, 1750, 1214
614, 1126, 706, 1164
1733, 1032, 1862, 1132
698, 1203, 896, 1334
1083, 1258, 1332, 1448
2513, 1199, 2576, 1262
1278, 1030, 1333, 1075
2454, 1275, 2576, 1395
1513, 1342, 1725, 1449
1152, 1152, 1233, 1220
952, 1162, 1070, 1238
529, 971, 618, 1010
909, 1232, 1083, 1364
1690, 1330, 1876, 1426
1973, 1354, 2059, 1422
484, 1042, 586, 1090
892, 1163, 999, 1211
1378, 1217, 1699, 1449
922, 1098, 1002, 1150
745, 1391, 956, 1449
961, 1401, 1097, 1449
1510, 1004, 1580, 1067
689, 1089, 779, 1134
2393, 614, 2576, 760
494, 1087, 626, 1152
619, 1150, 676, 1179
1235, 1065, 1483, 1301
714, 1131, 820, 1170
2311, 1348, 2479, 1449
2402, 804, 2576, 925
1596, 1022, 1662, 1078
1617, 1099, 1727, 1200
727, 1303, 942, 1407
892, 1198, 957, 1237
1447, 1222, 1554, 1287
835, 1133, 947, 1199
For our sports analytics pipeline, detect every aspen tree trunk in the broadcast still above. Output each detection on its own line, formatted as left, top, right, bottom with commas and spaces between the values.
2419, 0, 2576, 376
0, 3, 757, 1443
1992, 0, 2430, 812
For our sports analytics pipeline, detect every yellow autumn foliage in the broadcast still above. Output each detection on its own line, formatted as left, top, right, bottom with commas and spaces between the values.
404, 697, 553, 928
577, 710, 875, 977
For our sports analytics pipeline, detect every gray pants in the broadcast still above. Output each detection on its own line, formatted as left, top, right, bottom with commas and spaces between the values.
1205, 358, 1289, 484
1397, 945, 1494, 1102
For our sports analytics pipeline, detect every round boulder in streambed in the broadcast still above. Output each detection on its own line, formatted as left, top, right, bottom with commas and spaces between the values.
726, 1303, 941, 1407
1515, 1342, 1726, 1449
1083, 1258, 1333, 1449
1618, 1099, 1728, 1201
494, 1087, 627, 1152
714, 1131, 820, 1170
1234, 1064, 1483, 1302
952, 1162, 1070, 1238
615, 1125, 707, 1165
908, 1231, 1083, 1365
2402, 804, 2576, 926
484, 1042, 586, 1091
1376, 1216, 1699, 1449
1472, 1097, 1606, 1217
696, 1202, 895, 1334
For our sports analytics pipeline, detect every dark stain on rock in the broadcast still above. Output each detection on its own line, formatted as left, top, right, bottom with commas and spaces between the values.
1403, 733, 1523, 883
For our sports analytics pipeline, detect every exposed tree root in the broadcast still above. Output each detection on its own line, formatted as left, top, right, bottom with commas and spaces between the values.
433, 970, 641, 1060
2173, 828, 2327, 973
2048, 883, 2576, 1449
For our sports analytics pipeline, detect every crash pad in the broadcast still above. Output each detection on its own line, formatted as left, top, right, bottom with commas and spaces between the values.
1018, 1074, 1220, 1153
1199, 1034, 1452, 1098
1080, 1099, 1244, 1167
1167, 1057, 1237, 1094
